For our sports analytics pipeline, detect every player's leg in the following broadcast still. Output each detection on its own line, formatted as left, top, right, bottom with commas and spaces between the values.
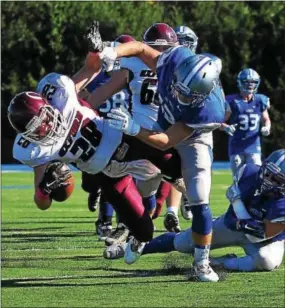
99, 173, 154, 243
176, 136, 219, 282
81, 171, 101, 212
226, 239, 285, 272
152, 181, 172, 219
164, 186, 182, 232
95, 191, 113, 241
136, 175, 163, 218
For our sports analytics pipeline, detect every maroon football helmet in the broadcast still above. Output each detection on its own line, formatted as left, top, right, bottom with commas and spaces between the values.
8, 91, 67, 146
115, 34, 136, 43
143, 23, 178, 47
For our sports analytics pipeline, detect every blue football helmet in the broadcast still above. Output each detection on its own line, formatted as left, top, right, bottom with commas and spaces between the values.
174, 26, 198, 52
237, 68, 260, 94
202, 53, 222, 74
260, 149, 285, 196
172, 54, 219, 107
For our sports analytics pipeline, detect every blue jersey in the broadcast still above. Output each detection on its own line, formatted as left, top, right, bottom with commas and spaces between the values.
156, 46, 225, 136
225, 163, 285, 242
226, 93, 270, 155
86, 70, 130, 116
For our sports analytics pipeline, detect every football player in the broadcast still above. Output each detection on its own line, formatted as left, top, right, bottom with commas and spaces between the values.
105, 150, 285, 272
221, 68, 271, 175
8, 72, 184, 247
80, 34, 136, 242
84, 23, 226, 282
84, 23, 178, 237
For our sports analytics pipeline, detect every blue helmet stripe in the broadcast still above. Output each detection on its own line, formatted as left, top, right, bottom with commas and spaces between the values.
275, 154, 285, 167
182, 56, 210, 86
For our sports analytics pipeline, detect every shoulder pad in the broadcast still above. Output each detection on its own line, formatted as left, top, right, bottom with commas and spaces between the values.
256, 94, 270, 111
156, 46, 181, 68
37, 73, 77, 112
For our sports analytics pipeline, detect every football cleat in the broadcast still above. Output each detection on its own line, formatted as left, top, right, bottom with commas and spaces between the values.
88, 189, 101, 212
103, 243, 127, 260
193, 262, 219, 282
180, 196, 193, 220
124, 236, 146, 265
164, 212, 181, 233
95, 219, 112, 241
105, 222, 130, 246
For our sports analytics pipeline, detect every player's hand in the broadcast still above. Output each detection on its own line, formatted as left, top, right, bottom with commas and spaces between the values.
85, 21, 103, 52
224, 124, 237, 136
236, 219, 265, 239
107, 107, 141, 136
39, 162, 72, 195
261, 126, 270, 136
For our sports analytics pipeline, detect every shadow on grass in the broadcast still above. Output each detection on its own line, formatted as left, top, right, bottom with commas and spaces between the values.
1, 267, 189, 288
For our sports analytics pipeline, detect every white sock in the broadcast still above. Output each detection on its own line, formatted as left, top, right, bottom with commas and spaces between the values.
167, 206, 178, 216
194, 246, 210, 265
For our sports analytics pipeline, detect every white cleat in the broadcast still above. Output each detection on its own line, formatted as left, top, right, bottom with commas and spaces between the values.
103, 243, 127, 260
193, 262, 219, 282
181, 196, 193, 220
124, 236, 146, 265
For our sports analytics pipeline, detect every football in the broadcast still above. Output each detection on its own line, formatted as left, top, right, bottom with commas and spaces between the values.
49, 163, 75, 202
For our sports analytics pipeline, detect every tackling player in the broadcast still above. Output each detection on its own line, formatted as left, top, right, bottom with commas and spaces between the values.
221, 68, 271, 175
105, 150, 285, 272
85, 22, 226, 282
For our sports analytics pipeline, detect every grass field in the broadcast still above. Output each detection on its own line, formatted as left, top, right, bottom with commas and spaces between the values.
1, 171, 284, 308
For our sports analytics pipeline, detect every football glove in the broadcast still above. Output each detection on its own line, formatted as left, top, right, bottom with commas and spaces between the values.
261, 126, 270, 136
236, 219, 265, 239
85, 21, 103, 52
224, 124, 237, 136
100, 47, 118, 72
39, 162, 72, 195
107, 107, 141, 136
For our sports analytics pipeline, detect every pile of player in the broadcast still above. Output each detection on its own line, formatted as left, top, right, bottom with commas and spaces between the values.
7, 21, 285, 283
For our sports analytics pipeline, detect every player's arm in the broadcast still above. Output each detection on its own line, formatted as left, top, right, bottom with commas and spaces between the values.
34, 164, 52, 210
107, 108, 194, 150
220, 101, 237, 136
135, 122, 194, 150
72, 52, 103, 93
87, 69, 129, 110
113, 42, 161, 72
260, 109, 271, 136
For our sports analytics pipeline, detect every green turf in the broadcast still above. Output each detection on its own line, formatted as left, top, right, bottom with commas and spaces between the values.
1, 171, 284, 308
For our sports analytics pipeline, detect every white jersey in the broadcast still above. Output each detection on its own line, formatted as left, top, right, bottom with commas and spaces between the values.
13, 73, 123, 174
120, 57, 159, 130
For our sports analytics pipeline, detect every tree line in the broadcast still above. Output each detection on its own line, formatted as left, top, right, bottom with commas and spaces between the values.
1, 1, 285, 162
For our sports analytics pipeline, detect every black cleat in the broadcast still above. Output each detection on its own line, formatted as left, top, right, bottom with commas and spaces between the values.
163, 212, 181, 233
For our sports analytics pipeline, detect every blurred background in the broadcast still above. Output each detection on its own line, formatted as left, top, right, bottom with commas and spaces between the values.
1, 1, 285, 163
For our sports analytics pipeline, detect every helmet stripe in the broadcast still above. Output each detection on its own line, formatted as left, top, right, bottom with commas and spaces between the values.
275, 154, 285, 167
182, 56, 210, 86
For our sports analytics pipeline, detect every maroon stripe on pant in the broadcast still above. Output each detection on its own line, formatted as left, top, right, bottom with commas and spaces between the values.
152, 181, 172, 219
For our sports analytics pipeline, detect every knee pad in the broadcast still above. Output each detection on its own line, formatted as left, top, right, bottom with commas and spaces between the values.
191, 204, 213, 235
255, 249, 280, 271
143, 195, 156, 212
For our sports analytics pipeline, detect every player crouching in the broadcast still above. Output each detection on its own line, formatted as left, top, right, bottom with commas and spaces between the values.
105, 149, 285, 273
